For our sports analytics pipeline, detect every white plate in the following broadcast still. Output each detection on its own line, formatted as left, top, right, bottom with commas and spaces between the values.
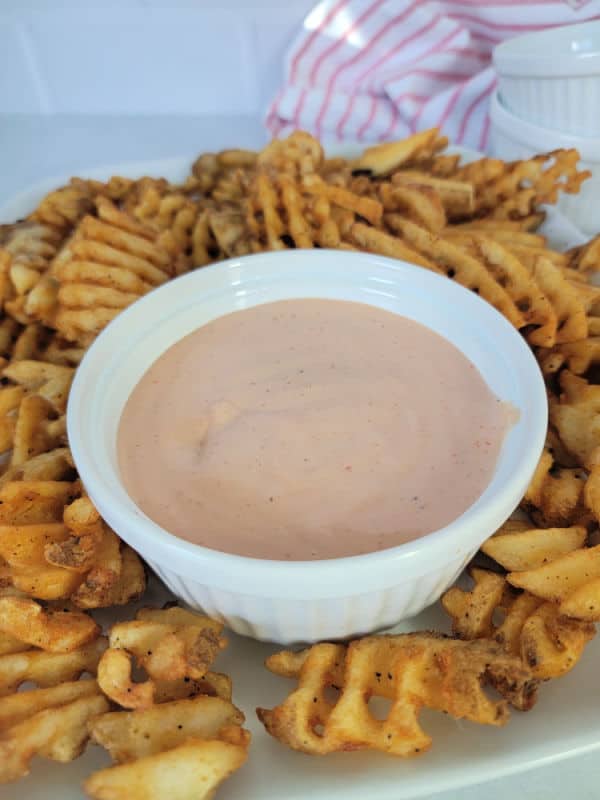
0, 155, 595, 800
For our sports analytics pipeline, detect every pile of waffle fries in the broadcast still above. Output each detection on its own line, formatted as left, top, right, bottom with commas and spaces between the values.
1, 129, 600, 791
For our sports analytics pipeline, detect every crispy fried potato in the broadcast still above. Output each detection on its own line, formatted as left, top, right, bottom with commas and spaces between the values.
0, 637, 106, 695
0, 596, 99, 652
465, 150, 590, 218
391, 171, 473, 218
550, 371, 600, 468
2, 360, 73, 414
534, 258, 587, 344
302, 174, 383, 226
508, 544, 600, 605
0, 221, 66, 325
0, 679, 109, 783
87, 610, 247, 800
441, 570, 595, 678
70, 544, 145, 609
352, 129, 443, 176
107, 607, 225, 682
559, 576, 600, 620
97, 605, 225, 709
89, 695, 245, 762
258, 130, 323, 176
0, 483, 144, 606
454, 234, 557, 346
258, 633, 536, 757
380, 183, 446, 233
520, 602, 595, 679
386, 216, 524, 328
521, 448, 587, 527
47, 197, 179, 345
441, 568, 507, 639
350, 222, 439, 269
97, 648, 154, 710
482, 524, 587, 571
0, 447, 74, 485
0, 384, 25, 453
84, 738, 249, 800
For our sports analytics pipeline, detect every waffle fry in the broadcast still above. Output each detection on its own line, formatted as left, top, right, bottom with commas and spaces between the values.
44, 196, 183, 345
351, 129, 446, 175
258, 632, 536, 757
508, 545, 600, 612
0, 596, 99, 652
550, 371, 600, 468
441, 570, 595, 679
3, 360, 73, 414
206, 209, 250, 258
0, 482, 145, 605
0, 384, 24, 454
350, 222, 438, 269
302, 174, 383, 227
481, 522, 587, 571
0, 447, 74, 485
0, 583, 107, 784
89, 695, 246, 763
391, 172, 473, 219
97, 605, 226, 709
7, 323, 51, 362
454, 150, 590, 218
569, 235, 600, 273
386, 215, 524, 327
448, 233, 558, 347
29, 185, 95, 232
442, 568, 508, 639
85, 734, 249, 800
380, 182, 446, 233
0, 679, 109, 783
87, 611, 248, 800
258, 130, 323, 177
123, 180, 202, 272
539, 337, 600, 377
0, 221, 65, 324
521, 448, 587, 527
9, 394, 65, 468
0, 637, 106, 696
534, 258, 588, 344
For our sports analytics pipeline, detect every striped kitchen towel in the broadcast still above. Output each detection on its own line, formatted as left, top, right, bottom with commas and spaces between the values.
267, 0, 600, 150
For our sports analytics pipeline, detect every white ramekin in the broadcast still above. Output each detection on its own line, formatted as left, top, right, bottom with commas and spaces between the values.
493, 20, 600, 136
68, 250, 547, 644
489, 91, 600, 237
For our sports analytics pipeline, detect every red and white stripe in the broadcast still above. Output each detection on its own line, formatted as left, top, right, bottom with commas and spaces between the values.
266, 0, 600, 150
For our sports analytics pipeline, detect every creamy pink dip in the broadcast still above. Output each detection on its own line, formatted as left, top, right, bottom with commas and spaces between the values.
118, 298, 509, 560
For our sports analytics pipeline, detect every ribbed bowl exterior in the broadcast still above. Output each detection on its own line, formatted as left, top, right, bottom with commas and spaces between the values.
148, 554, 470, 644
499, 75, 600, 137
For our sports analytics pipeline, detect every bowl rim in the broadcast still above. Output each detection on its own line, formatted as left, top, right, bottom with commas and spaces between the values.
67, 249, 548, 596
489, 90, 600, 161
493, 19, 600, 77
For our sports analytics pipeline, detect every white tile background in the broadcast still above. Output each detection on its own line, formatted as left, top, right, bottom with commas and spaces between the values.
1, 2, 599, 798
0, 1, 313, 113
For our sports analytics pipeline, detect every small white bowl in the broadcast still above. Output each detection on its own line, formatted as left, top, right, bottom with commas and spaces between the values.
68, 250, 547, 644
489, 91, 600, 237
493, 20, 600, 137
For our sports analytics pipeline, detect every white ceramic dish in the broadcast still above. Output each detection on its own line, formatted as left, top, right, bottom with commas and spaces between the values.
488, 91, 600, 236
67, 248, 546, 644
493, 20, 600, 136
0, 156, 592, 800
